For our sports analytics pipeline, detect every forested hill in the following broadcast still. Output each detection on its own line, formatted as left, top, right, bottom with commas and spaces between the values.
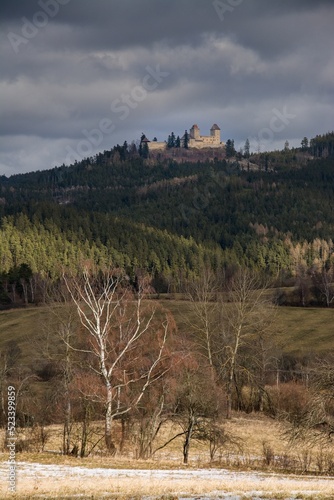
1, 132, 334, 300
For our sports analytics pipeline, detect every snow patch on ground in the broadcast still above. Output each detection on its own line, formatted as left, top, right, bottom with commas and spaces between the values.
2, 461, 330, 483
1, 461, 334, 498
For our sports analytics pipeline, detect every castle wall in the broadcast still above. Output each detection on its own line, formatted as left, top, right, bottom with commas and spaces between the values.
149, 141, 167, 150
188, 138, 224, 149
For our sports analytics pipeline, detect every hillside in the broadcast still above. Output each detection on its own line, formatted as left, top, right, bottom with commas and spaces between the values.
2, 302, 333, 366
0, 132, 334, 302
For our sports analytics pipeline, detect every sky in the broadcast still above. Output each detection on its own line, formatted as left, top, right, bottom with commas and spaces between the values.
0, 0, 333, 176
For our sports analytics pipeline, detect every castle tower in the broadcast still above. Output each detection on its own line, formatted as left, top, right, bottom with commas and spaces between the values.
210, 124, 221, 143
190, 124, 200, 140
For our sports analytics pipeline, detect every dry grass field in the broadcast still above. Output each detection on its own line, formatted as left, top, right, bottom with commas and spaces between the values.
2, 467, 334, 499
2, 302, 334, 497
2, 414, 334, 498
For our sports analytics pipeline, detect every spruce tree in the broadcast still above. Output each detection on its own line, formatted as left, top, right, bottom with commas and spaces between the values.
183, 130, 189, 149
244, 138, 250, 158
225, 139, 235, 158
167, 132, 176, 149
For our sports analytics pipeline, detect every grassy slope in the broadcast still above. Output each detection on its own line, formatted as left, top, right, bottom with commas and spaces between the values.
165, 300, 334, 356
1, 301, 334, 359
0, 307, 51, 367
275, 306, 334, 356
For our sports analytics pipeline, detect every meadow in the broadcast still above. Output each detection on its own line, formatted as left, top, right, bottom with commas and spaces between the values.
1, 300, 334, 363
2, 415, 334, 498
1, 301, 334, 498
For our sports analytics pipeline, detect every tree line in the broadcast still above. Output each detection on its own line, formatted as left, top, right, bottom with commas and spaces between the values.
1, 211, 334, 308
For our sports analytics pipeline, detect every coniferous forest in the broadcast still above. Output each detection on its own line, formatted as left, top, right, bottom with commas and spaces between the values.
1, 132, 334, 304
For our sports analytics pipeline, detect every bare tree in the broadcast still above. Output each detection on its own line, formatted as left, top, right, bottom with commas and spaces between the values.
219, 269, 276, 418
312, 267, 334, 307
183, 267, 219, 368
173, 357, 224, 465
44, 286, 79, 455
63, 268, 170, 454
283, 357, 334, 446
133, 387, 166, 459
195, 418, 241, 462
152, 345, 225, 465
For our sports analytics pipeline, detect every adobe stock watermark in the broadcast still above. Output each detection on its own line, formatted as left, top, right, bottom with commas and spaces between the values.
65, 65, 170, 165
7, 0, 71, 55
7, 386, 16, 493
249, 106, 296, 153
213, 0, 243, 21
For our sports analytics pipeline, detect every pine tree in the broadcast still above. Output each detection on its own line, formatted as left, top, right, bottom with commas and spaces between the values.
167, 132, 176, 149
301, 137, 309, 151
244, 138, 250, 158
139, 134, 149, 158
183, 130, 189, 149
142, 142, 149, 158
225, 139, 235, 158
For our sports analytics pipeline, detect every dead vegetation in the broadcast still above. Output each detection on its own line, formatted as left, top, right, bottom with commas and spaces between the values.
2, 413, 334, 472
2, 414, 334, 498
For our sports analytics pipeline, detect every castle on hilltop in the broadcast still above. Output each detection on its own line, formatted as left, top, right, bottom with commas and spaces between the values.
145, 124, 224, 151
188, 124, 223, 148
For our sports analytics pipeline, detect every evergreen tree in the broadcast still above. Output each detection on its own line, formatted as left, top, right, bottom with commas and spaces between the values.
301, 137, 309, 151
142, 141, 149, 159
167, 132, 176, 149
120, 141, 128, 161
244, 138, 250, 158
183, 130, 189, 149
225, 139, 235, 158
139, 134, 149, 158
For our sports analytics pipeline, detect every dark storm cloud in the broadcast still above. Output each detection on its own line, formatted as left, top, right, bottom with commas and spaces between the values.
1, 0, 332, 48
0, 0, 333, 174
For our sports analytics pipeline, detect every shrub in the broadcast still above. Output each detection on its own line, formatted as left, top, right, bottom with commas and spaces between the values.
265, 382, 310, 417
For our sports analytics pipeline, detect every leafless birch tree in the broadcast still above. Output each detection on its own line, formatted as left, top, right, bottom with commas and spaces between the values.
63, 268, 169, 454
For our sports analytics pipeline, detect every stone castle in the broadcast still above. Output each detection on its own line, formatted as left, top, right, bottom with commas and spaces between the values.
145, 124, 224, 151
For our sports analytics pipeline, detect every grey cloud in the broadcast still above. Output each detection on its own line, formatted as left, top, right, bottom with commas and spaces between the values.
0, 0, 333, 174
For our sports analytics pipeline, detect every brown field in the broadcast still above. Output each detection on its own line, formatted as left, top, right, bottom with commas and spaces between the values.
1, 414, 334, 499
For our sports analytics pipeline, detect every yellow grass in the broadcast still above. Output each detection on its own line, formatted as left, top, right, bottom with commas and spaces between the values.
2, 415, 334, 498
1, 473, 334, 499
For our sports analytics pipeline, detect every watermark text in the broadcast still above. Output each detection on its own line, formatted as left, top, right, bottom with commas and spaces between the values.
7, 386, 16, 493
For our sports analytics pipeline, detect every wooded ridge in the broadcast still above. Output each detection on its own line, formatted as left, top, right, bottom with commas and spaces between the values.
0, 131, 334, 303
